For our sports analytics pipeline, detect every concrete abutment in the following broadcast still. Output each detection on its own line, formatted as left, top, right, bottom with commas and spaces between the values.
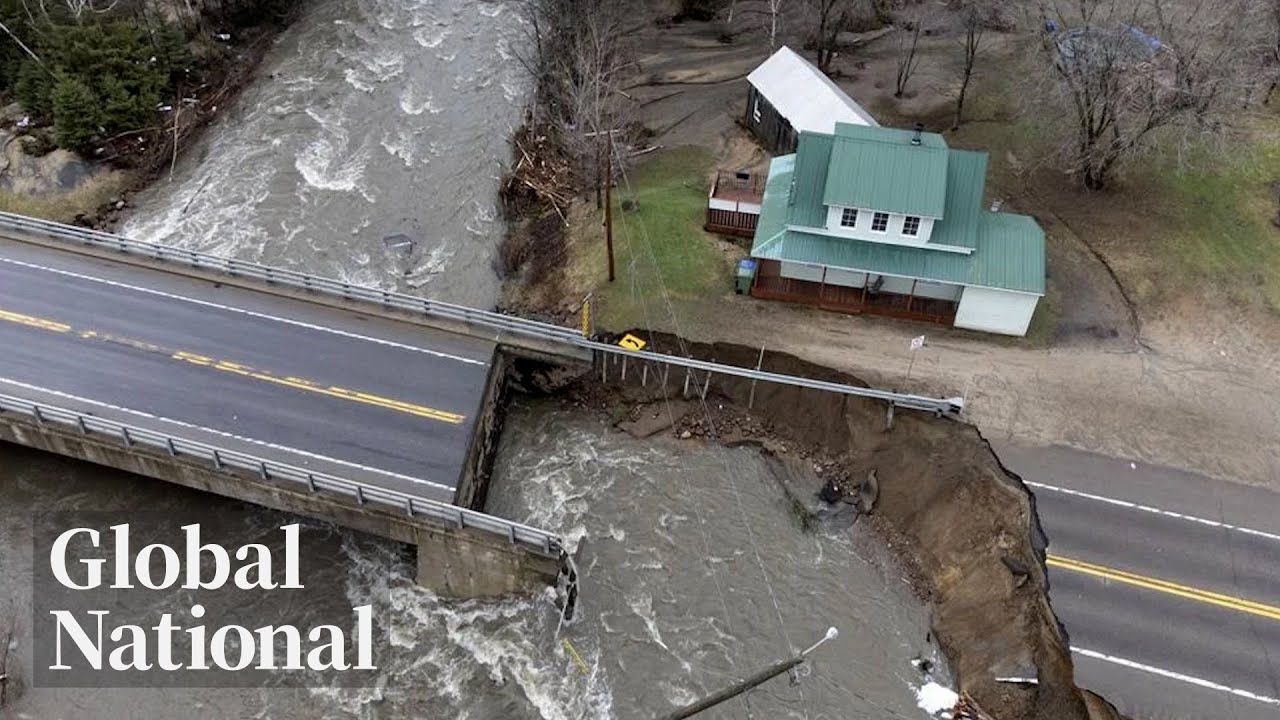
0, 414, 561, 600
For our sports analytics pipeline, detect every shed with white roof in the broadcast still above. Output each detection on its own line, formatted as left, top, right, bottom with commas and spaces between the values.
744, 46, 878, 154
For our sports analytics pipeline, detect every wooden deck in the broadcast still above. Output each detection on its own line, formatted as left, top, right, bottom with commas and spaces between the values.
705, 208, 758, 238
705, 170, 764, 239
751, 260, 958, 324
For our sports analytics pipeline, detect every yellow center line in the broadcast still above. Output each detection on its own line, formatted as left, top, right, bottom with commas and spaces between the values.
0, 307, 464, 425
1047, 554, 1280, 622
0, 308, 71, 333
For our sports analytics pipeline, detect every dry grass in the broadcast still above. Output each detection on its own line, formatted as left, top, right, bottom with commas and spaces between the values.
0, 170, 130, 224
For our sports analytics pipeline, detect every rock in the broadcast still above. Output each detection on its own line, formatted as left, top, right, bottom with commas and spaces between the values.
819, 476, 845, 504
1001, 556, 1031, 588
858, 468, 879, 514
619, 410, 678, 439
679, 429, 692, 439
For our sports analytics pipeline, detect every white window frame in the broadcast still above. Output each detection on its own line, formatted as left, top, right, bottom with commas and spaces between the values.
839, 207, 858, 228
871, 212, 890, 233
902, 215, 921, 236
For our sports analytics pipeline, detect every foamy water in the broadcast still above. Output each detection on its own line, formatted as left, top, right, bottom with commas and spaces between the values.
121, 0, 526, 307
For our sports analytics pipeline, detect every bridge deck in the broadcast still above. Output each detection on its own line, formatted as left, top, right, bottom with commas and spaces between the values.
0, 237, 495, 504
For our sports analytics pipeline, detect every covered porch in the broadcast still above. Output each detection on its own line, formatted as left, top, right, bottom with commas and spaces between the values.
750, 259, 959, 324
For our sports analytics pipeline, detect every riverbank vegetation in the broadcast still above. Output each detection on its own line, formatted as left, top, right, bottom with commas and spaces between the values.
0, 0, 302, 167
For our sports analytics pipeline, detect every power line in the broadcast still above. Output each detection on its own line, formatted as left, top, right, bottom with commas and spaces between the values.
606, 139, 807, 719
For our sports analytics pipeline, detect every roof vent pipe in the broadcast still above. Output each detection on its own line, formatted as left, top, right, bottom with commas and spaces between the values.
911, 123, 923, 146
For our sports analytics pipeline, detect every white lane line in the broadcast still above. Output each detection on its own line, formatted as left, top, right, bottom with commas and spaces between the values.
1072, 646, 1280, 706
1026, 481, 1280, 543
0, 376, 456, 495
0, 255, 488, 367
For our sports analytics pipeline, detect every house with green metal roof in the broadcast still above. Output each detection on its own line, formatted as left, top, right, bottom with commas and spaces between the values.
745, 122, 1046, 336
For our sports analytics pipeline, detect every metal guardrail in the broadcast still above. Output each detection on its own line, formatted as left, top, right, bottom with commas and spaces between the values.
0, 391, 564, 558
0, 211, 963, 417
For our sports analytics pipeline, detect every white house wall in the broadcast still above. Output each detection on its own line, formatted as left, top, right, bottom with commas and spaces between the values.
780, 261, 825, 282
823, 205, 935, 245
913, 280, 962, 301
875, 275, 916, 295
954, 286, 1040, 336
824, 267, 866, 288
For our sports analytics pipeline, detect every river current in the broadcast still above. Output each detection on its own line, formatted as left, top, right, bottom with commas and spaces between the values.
1, 1, 946, 717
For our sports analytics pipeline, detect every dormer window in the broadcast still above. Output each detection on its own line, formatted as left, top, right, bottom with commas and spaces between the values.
903, 216, 921, 236
840, 207, 858, 228
871, 212, 889, 233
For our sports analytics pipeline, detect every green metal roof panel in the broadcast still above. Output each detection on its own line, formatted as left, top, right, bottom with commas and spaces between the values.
751, 213, 1045, 294
788, 132, 834, 227
750, 154, 795, 256
970, 212, 1046, 294
821, 123, 949, 218
927, 150, 988, 249
755, 230, 974, 285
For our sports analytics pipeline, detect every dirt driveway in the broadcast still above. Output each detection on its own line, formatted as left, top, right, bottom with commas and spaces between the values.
610, 16, 1280, 489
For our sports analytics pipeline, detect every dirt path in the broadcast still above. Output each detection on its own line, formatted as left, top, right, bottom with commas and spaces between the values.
610, 16, 1280, 491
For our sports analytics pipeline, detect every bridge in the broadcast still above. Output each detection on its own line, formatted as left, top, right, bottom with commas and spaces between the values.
0, 210, 962, 603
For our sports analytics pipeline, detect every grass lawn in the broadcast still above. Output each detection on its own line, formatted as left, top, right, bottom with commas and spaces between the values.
566, 146, 735, 331
1151, 129, 1280, 310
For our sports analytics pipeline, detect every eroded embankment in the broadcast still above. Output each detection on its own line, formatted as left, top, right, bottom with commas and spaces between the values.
527, 331, 1126, 720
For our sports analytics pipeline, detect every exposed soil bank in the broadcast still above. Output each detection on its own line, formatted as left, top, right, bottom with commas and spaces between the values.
521, 331, 1128, 720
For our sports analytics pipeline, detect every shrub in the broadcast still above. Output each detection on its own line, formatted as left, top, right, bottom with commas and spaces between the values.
51, 76, 101, 150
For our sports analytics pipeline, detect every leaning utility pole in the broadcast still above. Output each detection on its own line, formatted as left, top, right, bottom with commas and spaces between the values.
656, 627, 839, 720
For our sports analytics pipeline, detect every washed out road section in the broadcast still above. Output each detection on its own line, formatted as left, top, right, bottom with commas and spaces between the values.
0, 237, 496, 502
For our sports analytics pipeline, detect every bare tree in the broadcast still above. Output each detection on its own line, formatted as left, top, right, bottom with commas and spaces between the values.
767, 0, 784, 50
953, 4, 986, 128
522, 0, 630, 201
893, 8, 924, 97
1034, 0, 1257, 189
807, 0, 854, 72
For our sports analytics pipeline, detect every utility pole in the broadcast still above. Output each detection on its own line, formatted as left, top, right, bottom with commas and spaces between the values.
604, 132, 615, 283
656, 627, 839, 720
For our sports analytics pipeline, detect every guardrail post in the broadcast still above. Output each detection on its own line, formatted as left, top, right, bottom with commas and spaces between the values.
306, 474, 316, 493
355, 486, 365, 505
507, 525, 516, 544
258, 462, 269, 480
404, 498, 414, 516
700, 369, 712, 400
885, 401, 896, 431
212, 450, 223, 470
455, 508, 465, 528
601, 352, 608, 383
120, 427, 132, 447
381, 291, 391, 307
32, 406, 44, 424
641, 362, 649, 387
682, 369, 691, 398
748, 345, 765, 410
76, 417, 87, 434
264, 267, 274, 284
166, 438, 176, 456
621, 355, 628, 382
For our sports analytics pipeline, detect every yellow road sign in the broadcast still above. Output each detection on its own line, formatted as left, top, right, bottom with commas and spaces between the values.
618, 333, 647, 351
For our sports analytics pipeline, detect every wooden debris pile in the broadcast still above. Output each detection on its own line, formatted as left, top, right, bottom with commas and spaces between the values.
499, 123, 574, 221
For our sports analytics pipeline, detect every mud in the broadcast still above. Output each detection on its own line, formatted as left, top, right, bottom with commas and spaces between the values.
533, 330, 1129, 720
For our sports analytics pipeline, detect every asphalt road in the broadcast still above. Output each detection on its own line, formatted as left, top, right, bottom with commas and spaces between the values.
994, 441, 1280, 720
0, 236, 497, 503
